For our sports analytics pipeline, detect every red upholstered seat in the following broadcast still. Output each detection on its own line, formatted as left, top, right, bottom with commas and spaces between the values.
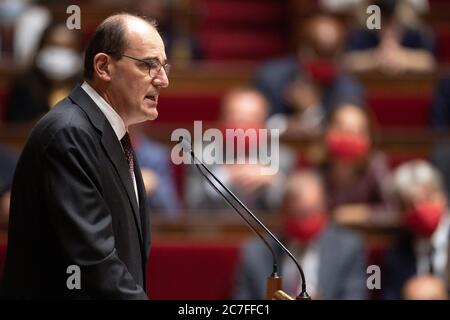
386, 154, 428, 169
155, 94, 222, 123
147, 241, 241, 300
0, 240, 6, 275
199, 31, 286, 60
197, 0, 288, 60
199, 0, 284, 26
0, 88, 9, 123
434, 26, 450, 63
367, 94, 432, 129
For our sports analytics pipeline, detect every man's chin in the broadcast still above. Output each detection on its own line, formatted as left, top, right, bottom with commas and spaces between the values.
148, 109, 158, 120
145, 109, 158, 121
132, 110, 158, 125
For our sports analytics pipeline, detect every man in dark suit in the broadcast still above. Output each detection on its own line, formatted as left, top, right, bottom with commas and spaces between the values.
232, 170, 367, 300
0, 13, 169, 299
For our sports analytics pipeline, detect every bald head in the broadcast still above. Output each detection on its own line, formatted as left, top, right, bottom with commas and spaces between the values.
221, 88, 269, 126
84, 13, 158, 79
302, 15, 344, 59
402, 275, 449, 300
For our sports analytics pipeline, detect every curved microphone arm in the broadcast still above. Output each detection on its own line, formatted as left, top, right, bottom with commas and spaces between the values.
178, 137, 310, 300
193, 160, 279, 276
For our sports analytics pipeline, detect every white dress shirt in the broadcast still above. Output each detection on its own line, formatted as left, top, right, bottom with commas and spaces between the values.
414, 213, 449, 278
81, 81, 139, 205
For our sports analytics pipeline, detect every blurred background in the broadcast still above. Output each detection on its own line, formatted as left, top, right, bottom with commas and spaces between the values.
1, 0, 450, 300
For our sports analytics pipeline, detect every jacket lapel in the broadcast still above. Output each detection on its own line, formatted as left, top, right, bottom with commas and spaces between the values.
101, 128, 143, 236
68, 85, 144, 245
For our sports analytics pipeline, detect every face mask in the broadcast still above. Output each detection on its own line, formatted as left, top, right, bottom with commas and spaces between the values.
304, 60, 338, 86
404, 201, 444, 238
36, 46, 81, 81
283, 212, 328, 244
326, 130, 370, 163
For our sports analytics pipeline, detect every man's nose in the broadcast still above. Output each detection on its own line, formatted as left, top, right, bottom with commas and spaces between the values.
153, 68, 169, 88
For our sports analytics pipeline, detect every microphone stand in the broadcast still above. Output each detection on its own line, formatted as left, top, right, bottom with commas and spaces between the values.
178, 137, 310, 300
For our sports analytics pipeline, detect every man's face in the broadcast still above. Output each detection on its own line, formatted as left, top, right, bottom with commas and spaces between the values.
284, 176, 325, 219
108, 18, 169, 126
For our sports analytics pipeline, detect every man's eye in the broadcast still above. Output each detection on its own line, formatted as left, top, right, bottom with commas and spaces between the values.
149, 62, 160, 69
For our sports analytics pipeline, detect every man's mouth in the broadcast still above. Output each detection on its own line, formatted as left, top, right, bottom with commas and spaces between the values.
145, 94, 157, 103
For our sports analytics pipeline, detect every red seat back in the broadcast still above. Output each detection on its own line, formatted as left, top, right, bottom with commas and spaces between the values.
147, 241, 241, 300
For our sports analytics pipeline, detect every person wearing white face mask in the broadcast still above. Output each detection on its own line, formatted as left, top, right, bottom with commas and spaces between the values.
5, 22, 82, 124
35, 45, 82, 82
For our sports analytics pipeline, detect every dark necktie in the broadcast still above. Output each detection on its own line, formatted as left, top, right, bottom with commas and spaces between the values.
120, 132, 135, 181
428, 244, 435, 275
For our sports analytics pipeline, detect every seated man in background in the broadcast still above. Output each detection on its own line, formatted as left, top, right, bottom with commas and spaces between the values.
343, 0, 435, 74
382, 160, 450, 299
185, 87, 295, 213
232, 170, 367, 300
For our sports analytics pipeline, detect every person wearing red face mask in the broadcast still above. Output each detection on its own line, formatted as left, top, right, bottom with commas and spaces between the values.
320, 103, 391, 225
185, 87, 295, 214
232, 170, 367, 300
258, 14, 364, 135
382, 160, 450, 300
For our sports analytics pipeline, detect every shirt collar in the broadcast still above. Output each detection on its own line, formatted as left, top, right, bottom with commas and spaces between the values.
415, 213, 450, 251
81, 81, 126, 140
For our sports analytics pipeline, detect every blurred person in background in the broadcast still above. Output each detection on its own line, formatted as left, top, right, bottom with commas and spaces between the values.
382, 160, 450, 299
430, 74, 450, 201
0, 145, 17, 229
430, 73, 450, 131
343, 0, 435, 74
131, 125, 181, 217
5, 21, 83, 124
0, 0, 50, 63
232, 170, 367, 300
133, 0, 202, 65
319, 102, 390, 224
257, 14, 363, 135
402, 274, 449, 300
320, 0, 429, 28
185, 87, 295, 213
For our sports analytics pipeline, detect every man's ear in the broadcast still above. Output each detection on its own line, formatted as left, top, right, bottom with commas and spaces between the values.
93, 53, 113, 81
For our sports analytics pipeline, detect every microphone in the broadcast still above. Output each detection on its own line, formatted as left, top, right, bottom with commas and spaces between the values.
177, 136, 310, 300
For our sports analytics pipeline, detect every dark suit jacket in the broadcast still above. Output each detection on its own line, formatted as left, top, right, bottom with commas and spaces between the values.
0, 85, 150, 299
232, 224, 367, 300
381, 237, 417, 300
382, 225, 450, 300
